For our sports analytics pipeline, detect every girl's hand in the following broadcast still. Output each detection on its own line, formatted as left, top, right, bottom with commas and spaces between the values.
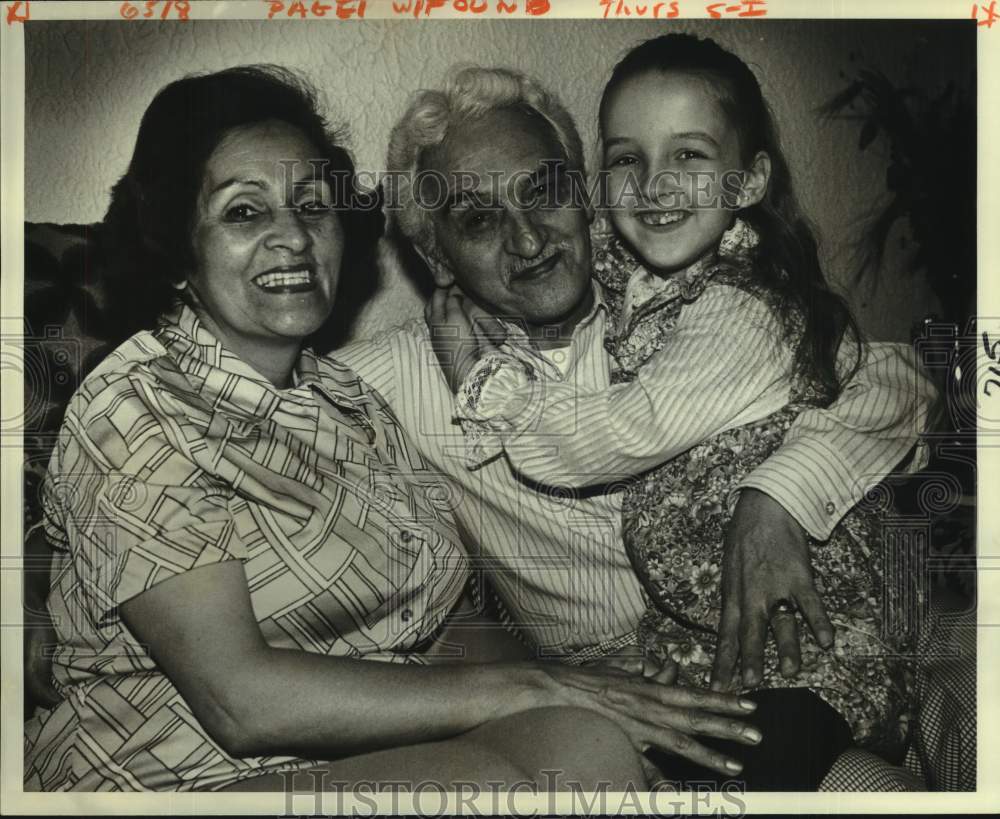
583, 645, 678, 686
425, 287, 507, 393
533, 662, 761, 776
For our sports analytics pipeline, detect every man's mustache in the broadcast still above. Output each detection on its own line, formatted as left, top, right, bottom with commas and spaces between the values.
506, 245, 567, 278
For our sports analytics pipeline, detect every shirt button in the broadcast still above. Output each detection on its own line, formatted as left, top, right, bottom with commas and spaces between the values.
400, 530, 413, 543
401, 609, 413, 622
825, 501, 837, 515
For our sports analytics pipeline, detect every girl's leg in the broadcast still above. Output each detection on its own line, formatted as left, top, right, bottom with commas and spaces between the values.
218, 705, 645, 792
648, 688, 853, 791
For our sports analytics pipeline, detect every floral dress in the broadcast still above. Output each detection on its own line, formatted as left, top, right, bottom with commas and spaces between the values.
593, 229, 917, 756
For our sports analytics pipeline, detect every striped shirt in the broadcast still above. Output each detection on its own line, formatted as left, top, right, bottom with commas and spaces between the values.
338, 282, 933, 654
25, 304, 468, 791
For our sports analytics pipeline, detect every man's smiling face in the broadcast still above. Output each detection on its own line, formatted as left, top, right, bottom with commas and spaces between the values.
420, 106, 594, 331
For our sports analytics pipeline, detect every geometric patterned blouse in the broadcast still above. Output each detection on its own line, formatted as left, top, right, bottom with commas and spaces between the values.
24, 303, 469, 791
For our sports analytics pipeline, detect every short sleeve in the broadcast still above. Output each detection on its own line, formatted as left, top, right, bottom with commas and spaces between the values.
45, 369, 247, 624
90, 479, 246, 621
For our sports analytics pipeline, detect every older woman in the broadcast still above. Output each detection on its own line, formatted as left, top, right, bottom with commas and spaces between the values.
23, 65, 762, 792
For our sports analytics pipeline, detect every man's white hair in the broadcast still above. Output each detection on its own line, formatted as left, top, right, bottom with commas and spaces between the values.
386, 65, 585, 261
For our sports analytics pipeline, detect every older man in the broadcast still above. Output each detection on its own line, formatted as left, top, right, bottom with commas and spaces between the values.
337, 67, 933, 688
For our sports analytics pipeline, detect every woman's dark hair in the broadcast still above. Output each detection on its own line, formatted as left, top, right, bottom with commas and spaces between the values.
101, 64, 382, 348
599, 34, 861, 403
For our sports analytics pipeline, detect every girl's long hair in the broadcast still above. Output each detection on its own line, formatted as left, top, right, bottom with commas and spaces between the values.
600, 34, 861, 403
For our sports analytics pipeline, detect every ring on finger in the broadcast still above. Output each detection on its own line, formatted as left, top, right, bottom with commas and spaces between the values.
768, 598, 796, 619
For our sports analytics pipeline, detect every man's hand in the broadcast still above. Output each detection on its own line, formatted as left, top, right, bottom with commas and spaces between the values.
425, 286, 506, 393
711, 489, 834, 691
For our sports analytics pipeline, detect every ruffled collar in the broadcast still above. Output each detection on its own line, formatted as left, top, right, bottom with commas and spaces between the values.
593, 216, 758, 289
592, 217, 758, 335
591, 218, 759, 381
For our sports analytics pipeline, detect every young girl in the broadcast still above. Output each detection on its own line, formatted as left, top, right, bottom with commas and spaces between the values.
450, 34, 919, 789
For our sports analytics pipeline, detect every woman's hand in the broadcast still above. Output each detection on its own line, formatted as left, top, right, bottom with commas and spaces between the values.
534, 662, 761, 776
120, 559, 759, 773
23, 526, 61, 710
711, 489, 834, 691
425, 286, 507, 393
24, 606, 61, 710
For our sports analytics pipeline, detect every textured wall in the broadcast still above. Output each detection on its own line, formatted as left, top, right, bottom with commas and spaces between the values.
25, 19, 969, 342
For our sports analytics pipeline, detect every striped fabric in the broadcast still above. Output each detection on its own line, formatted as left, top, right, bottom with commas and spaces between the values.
819, 749, 928, 791
336, 282, 932, 654
24, 304, 469, 792
819, 603, 976, 791
339, 294, 645, 655
904, 602, 977, 790
456, 283, 934, 542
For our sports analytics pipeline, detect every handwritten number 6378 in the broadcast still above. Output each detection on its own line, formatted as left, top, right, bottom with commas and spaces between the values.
984, 331, 1000, 397
119, 1, 190, 20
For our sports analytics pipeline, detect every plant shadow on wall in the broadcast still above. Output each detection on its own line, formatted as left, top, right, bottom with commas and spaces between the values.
819, 49, 976, 607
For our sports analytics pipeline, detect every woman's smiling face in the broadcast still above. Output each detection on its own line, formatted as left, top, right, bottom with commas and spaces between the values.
188, 119, 344, 366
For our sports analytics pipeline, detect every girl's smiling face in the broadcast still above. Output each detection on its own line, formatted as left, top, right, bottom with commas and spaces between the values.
602, 70, 763, 276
